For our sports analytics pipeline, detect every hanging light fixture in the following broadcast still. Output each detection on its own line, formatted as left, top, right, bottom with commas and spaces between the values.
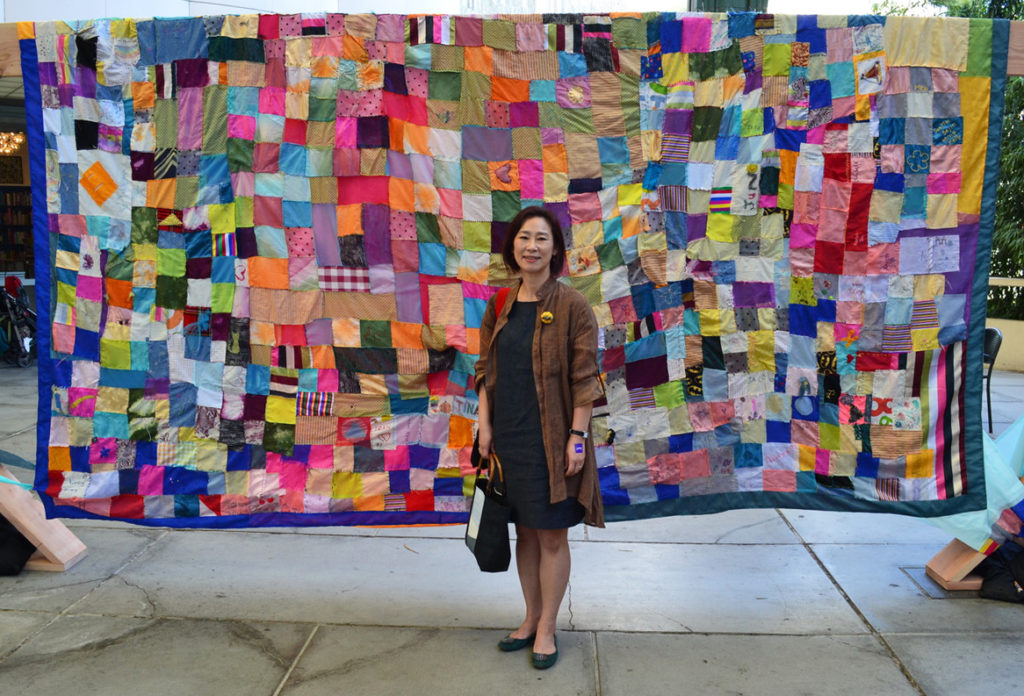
0, 131, 25, 155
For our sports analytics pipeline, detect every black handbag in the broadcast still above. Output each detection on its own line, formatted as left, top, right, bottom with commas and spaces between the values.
465, 452, 511, 573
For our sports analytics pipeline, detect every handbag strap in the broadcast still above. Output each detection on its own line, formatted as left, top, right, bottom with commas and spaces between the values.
477, 451, 504, 495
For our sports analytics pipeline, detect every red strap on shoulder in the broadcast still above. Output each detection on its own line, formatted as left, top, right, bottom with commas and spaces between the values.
494, 287, 511, 317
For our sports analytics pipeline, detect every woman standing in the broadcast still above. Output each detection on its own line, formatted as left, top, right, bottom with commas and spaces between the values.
475, 206, 605, 670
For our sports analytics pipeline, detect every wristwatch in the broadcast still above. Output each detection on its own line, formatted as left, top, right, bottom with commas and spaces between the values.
568, 428, 589, 439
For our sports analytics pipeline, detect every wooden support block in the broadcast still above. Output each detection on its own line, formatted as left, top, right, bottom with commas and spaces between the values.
0, 463, 87, 572
926, 538, 985, 591
1010, 21, 1024, 77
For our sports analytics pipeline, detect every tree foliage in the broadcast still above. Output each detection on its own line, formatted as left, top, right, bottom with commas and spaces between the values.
933, 0, 1024, 317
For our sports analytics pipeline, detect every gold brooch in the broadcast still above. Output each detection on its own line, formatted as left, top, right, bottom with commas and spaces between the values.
540, 311, 554, 324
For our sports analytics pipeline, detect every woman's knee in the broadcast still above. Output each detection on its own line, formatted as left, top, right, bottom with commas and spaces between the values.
535, 528, 569, 553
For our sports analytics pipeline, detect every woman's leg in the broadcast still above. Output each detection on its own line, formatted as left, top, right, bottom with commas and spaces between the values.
509, 525, 542, 639
532, 527, 570, 654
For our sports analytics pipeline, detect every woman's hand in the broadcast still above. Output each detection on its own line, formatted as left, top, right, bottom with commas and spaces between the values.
478, 424, 493, 460
565, 433, 585, 477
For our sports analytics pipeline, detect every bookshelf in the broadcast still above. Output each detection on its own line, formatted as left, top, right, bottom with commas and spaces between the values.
0, 185, 32, 277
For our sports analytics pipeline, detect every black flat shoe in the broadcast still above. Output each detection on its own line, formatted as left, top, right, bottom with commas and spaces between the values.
498, 632, 536, 652
531, 636, 558, 670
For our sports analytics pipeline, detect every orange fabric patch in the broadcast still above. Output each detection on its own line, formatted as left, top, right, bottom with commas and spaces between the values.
389, 177, 416, 212
491, 75, 530, 102
447, 414, 474, 448
464, 45, 493, 75
105, 278, 134, 308
488, 160, 520, 191
132, 81, 155, 110
80, 161, 118, 206
336, 203, 363, 235
248, 257, 291, 289
147, 178, 176, 208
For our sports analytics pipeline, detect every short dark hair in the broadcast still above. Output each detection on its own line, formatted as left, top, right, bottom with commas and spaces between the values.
500, 206, 565, 277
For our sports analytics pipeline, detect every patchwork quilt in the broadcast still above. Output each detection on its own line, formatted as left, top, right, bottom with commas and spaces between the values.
20, 13, 1009, 528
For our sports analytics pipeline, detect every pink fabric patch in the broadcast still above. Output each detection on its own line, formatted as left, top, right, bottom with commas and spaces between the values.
375, 14, 404, 42
867, 243, 900, 274
805, 125, 826, 145
308, 445, 334, 469
556, 76, 592, 109
335, 117, 357, 147
90, 438, 118, 464
831, 96, 855, 120
823, 126, 848, 153
815, 449, 831, 475
461, 281, 494, 300
312, 35, 342, 57
516, 22, 547, 51
681, 18, 711, 53
826, 27, 853, 63
927, 172, 961, 194
509, 101, 539, 128
541, 127, 564, 145
76, 275, 103, 301
445, 323, 467, 352
438, 187, 462, 217
385, 448, 411, 471
880, 145, 904, 174
850, 154, 876, 183
326, 13, 345, 36
932, 68, 959, 93
259, 87, 286, 116
138, 465, 163, 495
176, 88, 203, 150
52, 323, 75, 354
884, 66, 911, 94
228, 114, 255, 140
930, 145, 962, 173
789, 222, 818, 249
519, 159, 544, 200
789, 248, 815, 276
568, 191, 602, 223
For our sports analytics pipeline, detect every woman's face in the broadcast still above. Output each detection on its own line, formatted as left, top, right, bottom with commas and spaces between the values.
513, 216, 554, 278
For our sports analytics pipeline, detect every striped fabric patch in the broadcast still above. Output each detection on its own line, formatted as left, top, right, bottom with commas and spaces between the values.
709, 187, 732, 213
911, 300, 940, 329
628, 388, 656, 410
213, 233, 236, 257
660, 185, 687, 212
661, 132, 691, 163
547, 23, 582, 52
876, 478, 901, 501
882, 325, 913, 352
297, 391, 334, 417
409, 16, 452, 45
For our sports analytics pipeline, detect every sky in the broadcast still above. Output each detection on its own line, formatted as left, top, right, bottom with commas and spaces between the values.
766, 0, 881, 13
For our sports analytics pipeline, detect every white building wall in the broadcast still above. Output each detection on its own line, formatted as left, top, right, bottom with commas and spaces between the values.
3, 0, 693, 22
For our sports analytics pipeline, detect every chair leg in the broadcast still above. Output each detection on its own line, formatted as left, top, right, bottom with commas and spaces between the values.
986, 373, 993, 434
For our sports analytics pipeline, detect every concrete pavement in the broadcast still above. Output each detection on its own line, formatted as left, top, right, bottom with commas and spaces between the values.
2, 363, 1023, 696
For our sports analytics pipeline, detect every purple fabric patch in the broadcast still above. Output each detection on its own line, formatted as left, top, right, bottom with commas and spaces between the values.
312, 204, 342, 266
625, 355, 670, 390
687, 214, 708, 242
664, 109, 693, 135
461, 125, 513, 161
175, 58, 209, 88
732, 282, 775, 308
394, 271, 423, 323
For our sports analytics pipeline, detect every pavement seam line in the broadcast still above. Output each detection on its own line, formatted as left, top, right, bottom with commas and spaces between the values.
271, 623, 320, 696
775, 509, 928, 696
0, 528, 171, 664
591, 631, 603, 696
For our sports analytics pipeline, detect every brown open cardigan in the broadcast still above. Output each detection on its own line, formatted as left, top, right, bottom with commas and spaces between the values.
474, 276, 606, 527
